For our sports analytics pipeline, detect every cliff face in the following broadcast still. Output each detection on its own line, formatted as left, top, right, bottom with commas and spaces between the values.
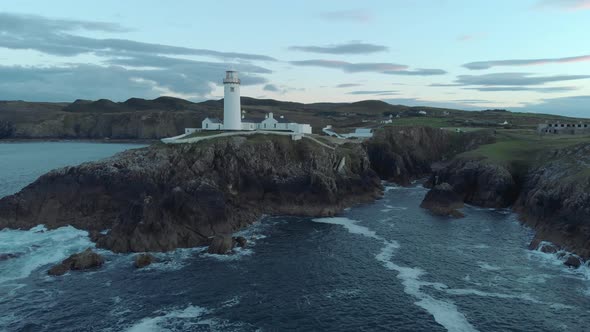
427, 143, 590, 260
13, 111, 203, 139
428, 159, 517, 208
365, 127, 495, 185
0, 135, 381, 252
514, 144, 590, 259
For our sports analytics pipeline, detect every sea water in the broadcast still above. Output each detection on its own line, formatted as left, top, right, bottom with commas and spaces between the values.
0, 142, 589, 331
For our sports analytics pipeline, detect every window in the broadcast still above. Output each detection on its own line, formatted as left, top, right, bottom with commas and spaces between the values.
206, 123, 208, 129
230, 87, 235, 92
585, 124, 588, 128
264, 123, 266, 128
579, 124, 582, 128
274, 124, 277, 128
561, 124, 565, 127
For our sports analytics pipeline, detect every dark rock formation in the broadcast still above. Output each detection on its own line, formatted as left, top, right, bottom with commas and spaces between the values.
233, 236, 248, 248
0, 252, 23, 261
563, 255, 582, 268
134, 253, 156, 268
428, 159, 517, 208
0, 120, 15, 139
365, 127, 495, 185
514, 143, 590, 261
0, 135, 381, 252
420, 183, 464, 218
428, 143, 590, 264
208, 235, 234, 255
48, 248, 105, 276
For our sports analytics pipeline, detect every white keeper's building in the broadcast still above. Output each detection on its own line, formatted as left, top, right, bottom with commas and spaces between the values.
186, 70, 312, 135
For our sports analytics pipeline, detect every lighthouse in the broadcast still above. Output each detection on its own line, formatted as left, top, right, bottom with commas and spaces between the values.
223, 70, 242, 130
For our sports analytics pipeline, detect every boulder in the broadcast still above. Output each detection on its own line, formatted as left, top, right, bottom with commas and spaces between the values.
134, 253, 156, 268
540, 243, 559, 254
207, 235, 233, 255
48, 248, 105, 276
420, 183, 465, 218
0, 252, 23, 261
233, 236, 248, 248
563, 255, 582, 269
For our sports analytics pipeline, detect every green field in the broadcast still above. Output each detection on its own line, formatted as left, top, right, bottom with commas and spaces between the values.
459, 129, 590, 173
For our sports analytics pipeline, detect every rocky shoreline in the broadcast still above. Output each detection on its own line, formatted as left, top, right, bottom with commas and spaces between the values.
424, 143, 590, 266
1, 126, 587, 269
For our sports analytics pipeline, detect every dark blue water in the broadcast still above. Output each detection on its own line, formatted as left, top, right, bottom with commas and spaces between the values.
1, 143, 589, 332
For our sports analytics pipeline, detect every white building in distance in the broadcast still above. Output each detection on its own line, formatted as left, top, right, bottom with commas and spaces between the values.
187, 70, 312, 135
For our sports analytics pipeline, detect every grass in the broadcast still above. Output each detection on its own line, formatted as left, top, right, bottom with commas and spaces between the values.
384, 117, 453, 128
458, 129, 590, 174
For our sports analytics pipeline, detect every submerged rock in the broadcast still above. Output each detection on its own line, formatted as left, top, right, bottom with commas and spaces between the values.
208, 235, 234, 255
134, 253, 156, 268
0, 252, 23, 261
420, 183, 465, 218
233, 236, 248, 248
563, 255, 582, 269
48, 248, 105, 276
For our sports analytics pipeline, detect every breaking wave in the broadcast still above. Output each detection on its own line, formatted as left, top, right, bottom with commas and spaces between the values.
0, 225, 94, 285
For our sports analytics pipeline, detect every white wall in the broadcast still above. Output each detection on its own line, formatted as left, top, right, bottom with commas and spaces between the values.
223, 83, 242, 130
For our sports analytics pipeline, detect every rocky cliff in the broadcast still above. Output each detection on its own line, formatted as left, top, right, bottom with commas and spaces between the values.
514, 144, 590, 260
0, 135, 381, 252
365, 126, 495, 185
426, 143, 590, 261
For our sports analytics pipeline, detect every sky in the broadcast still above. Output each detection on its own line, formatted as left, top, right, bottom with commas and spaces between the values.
0, 0, 589, 116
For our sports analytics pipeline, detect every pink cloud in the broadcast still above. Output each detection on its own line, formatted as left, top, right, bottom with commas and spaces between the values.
464, 55, 590, 70
537, 0, 590, 10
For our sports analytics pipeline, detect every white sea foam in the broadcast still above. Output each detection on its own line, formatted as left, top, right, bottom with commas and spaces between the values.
202, 247, 254, 261
385, 205, 408, 211
527, 245, 590, 286
0, 225, 93, 284
124, 303, 252, 332
315, 217, 477, 332
125, 305, 209, 332
311, 217, 382, 241
476, 262, 501, 271
140, 247, 207, 272
375, 245, 477, 332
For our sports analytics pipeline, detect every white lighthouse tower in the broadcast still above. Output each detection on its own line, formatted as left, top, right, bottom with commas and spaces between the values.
223, 70, 242, 130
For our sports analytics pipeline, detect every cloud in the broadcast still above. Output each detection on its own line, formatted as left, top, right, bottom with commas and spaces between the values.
392, 68, 447, 76
0, 12, 276, 61
536, 0, 590, 10
516, 95, 590, 117
455, 72, 590, 86
463, 54, 590, 70
347, 90, 398, 95
0, 62, 267, 102
458, 35, 476, 41
263, 84, 280, 92
451, 99, 494, 104
335, 83, 363, 88
319, 10, 373, 22
289, 41, 387, 55
105, 54, 272, 75
464, 86, 578, 93
0, 13, 274, 101
289, 59, 446, 76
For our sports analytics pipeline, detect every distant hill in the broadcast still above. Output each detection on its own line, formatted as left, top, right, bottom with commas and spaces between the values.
0, 96, 586, 139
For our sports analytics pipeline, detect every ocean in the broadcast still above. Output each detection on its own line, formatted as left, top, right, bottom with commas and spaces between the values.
0, 142, 589, 332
